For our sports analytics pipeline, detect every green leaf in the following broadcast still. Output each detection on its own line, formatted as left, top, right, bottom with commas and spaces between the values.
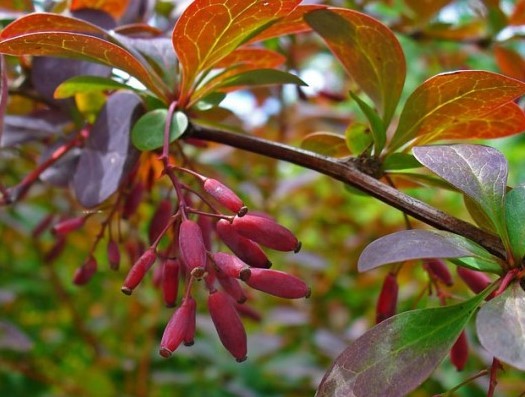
305, 8, 406, 126
349, 91, 386, 154
301, 132, 350, 157
382, 153, 421, 171
358, 229, 502, 274
345, 122, 373, 155
506, 184, 525, 261
316, 288, 492, 397
477, 282, 525, 370
194, 92, 227, 111
218, 69, 306, 89
54, 76, 133, 99
413, 144, 510, 250
131, 109, 188, 151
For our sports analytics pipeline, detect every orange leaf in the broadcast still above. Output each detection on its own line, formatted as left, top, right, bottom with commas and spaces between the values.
416, 102, 525, 145
494, 46, 525, 82
248, 5, 326, 43
191, 47, 286, 105
0, 0, 33, 11
305, 8, 406, 125
390, 71, 525, 150
0, 12, 108, 38
404, 0, 454, 23
301, 132, 350, 157
70, 0, 130, 19
510, 0, 525, 26
172, 0, 301, 108
0, 31, 170, 102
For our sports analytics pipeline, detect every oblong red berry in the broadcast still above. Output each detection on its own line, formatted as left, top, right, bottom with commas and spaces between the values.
450, 330, 468, 371
148, 199, 173, 244
159, 297, 196, 358
73, 256, 98, 285
107, 239, 121, 271
122, 181, 144, 219
457, 267, 490, 294
197, 214, 214, 251
52, 216, 86, 235
162, 258, 180, 308
245, 268, 310, 299
203, 178, 246, 215
234, 302, 262, 322
178, 219, 207, 273
424, 259, 453, 286
208, 290, 247, 362
216, 219, 271, 268
216, 271, 247, 303
212, 252, 251, 281
376, 273, 399, 324
232, 214, 300, 252
183, 297, 197, 346
121, 248, 157, 295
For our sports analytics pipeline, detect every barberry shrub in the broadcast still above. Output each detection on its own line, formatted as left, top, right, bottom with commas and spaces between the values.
1, 1, 525, 396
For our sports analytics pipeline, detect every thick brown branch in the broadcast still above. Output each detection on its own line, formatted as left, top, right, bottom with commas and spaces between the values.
189, 124, 505, 259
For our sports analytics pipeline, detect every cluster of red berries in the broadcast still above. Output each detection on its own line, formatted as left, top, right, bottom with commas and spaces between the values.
43, 168, 309, 362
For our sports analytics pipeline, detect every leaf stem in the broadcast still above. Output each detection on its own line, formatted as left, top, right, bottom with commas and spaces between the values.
188, 124, 505, 259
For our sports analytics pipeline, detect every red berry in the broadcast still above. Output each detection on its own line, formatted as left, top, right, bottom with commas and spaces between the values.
73, 256, 98, 285
148, 199, 173, 244
450, 330, 468, 371
121, 248, 157, 295
216, 271, 247, 303
457, 267, 490, 294
245, 268, 310, 299
232, 214, 300, 252
208, 290, 247, 362
162, 258, 180, 308
183, 297, 197, 346
52, 216, 86, 235
197, 214, 214, 251
424, 259, 453, 286
107, 239, 121, 270
203, 178, 246, 215
178, 219, 207, 273
376, 273, 398, 324
216, 219, 271, 268
159, 297, 196, 357
212, 252, 251, 281
122, 181, 144, 219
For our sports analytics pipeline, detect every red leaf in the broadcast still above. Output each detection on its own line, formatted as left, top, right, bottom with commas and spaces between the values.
305, 8, 406, 125
192, 47, 286, 103
247, 5, 327, 43
404, 0, 454, 22
494, 46, 525, 82
390, 71, 525, 150
70, 0, 130, 19
172, 0, 301, 107
0, 14, 171, 102
1, 13, 108, 39
510, 0, 525, 25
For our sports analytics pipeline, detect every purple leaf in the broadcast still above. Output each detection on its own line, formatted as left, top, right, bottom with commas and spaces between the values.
358, 229, 501, 273
40, 143, 82, 187
73, 92, 144, 207
316, 290, 490, 397
0, 111, 69, 147
476, 282, 525, 370
413, 144, 508, 242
